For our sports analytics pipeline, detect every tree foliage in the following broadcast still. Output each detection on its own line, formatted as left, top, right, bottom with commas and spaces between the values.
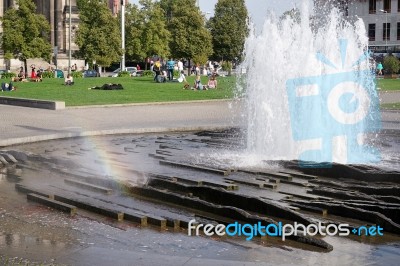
208, 0, 249, 63
125, 0, 170, 62
160, 0, 212, 62
383, 55, 400, 75
0, 0, 52, 69
75, 0, 121, 67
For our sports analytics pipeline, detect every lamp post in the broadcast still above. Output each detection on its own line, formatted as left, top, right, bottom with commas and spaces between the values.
68, 0, 72, 75
121, 0, 125, 71
379, 9, 388, 52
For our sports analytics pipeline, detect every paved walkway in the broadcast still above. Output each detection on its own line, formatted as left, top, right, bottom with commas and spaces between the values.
1, 91, 399, 147
0, 100, 242, 147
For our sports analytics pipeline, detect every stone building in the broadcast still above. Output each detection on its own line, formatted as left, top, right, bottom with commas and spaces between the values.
0, 0, 81, 71
315, 0, 400, 54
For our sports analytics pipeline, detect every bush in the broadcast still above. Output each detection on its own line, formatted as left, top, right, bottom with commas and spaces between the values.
118, 70, 131, 77
173, 69, 180, 77
141, 70, 154, 77
1, 72, 16, 79
383, 56, 400, 75
72, 71, 83, 78
222, 61, 233, 75
42, 71, 55, 78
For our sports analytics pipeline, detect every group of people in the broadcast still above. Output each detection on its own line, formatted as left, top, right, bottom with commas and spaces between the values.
151, 58, 218, 91
12, 65, 43, 82
189, 74, 218, 90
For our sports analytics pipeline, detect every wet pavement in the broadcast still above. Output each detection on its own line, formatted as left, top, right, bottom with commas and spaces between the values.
0, 99, 400, 265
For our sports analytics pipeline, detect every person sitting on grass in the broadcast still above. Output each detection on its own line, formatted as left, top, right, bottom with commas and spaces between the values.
1, 82, 16, 91
34, 69, 43, 82
13, 67, 28, 82
206, 75, 218, 89
193, 75, 207, 90
156, 70, 167, 83
64, 74, 74, 86
176, 70, 187, 83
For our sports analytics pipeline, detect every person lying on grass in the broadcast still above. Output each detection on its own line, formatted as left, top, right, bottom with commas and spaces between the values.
88, 83, 124, 90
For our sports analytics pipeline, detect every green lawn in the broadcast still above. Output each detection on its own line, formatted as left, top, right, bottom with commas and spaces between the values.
381, 103, 400, 109
3, 76, 399, 107
377, 79, 400, 91
3, 76, 236, 106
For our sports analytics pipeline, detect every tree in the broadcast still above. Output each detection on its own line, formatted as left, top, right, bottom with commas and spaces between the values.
0, 0, 52, 72
125, 0, 170, 69
75, 0, 121, 68
280, 8, 301, 23
160, 0, 212, 74
383, 55, 400, 75
208, 0, 249, 63
125, 3, 146, 62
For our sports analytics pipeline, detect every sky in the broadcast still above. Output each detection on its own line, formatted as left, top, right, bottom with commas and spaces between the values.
128, 0, 303, 29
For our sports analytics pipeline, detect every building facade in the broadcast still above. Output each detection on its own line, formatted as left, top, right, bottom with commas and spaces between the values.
1, 0, 79, 54
315, 0, 400, 54
0, 0, 123, 70
350, 0, 400, 53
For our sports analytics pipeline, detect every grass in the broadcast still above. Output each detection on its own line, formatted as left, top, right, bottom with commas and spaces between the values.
377, 79, 400, 91
381, 103, 400, 109
2, 76, 399, 107
2, 76, 236, 107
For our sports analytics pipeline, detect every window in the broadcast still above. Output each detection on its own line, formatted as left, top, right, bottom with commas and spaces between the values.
369, 24, 376, 41
369, 0, 376, 14
397, 23, 400, 40
398, 0, 400, 12
384, 0, 391, 12
383, 23, 391, 40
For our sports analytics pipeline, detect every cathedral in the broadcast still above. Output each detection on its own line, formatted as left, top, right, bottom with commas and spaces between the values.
0, 0, 122, 70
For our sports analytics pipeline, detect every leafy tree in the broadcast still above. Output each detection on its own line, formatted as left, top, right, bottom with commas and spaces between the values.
0, 0, 52, 72
160, 0, 212, 74
125, 3, 145, 62
383, 55, 400, 75
125, 0, 170, 69
280, 8, 301, 23
75, 0, 121, 68
208, 0, 249, 63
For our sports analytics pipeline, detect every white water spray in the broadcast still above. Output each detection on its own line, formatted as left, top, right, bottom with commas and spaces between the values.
238, 0, 379, 164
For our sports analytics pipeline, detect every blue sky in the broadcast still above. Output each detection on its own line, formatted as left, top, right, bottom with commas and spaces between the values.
128, 0, 303, 28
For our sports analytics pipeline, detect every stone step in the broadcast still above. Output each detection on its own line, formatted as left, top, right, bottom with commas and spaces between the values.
27, 193, 77, 216
64, 178, 113, 195
159, 160, 230, 176
123, 211, 148, 226
290, 203, 328, 216
54, 195, 124, 221
15, 184, 54, 199
224, 177, 277, 190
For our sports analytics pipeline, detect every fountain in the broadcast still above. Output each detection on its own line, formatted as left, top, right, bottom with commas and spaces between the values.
0, 1, 399, 264
240, 0, 381, 165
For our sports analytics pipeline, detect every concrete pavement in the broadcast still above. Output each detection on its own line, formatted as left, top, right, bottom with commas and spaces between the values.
1, 91, 399, 147
0, 100, 242, 147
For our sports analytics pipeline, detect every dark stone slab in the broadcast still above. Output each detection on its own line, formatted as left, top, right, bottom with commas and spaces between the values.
124, 211, 147, 226
159, 160, 230, 176
54, 195, 124, 221
126, 184, 332, 250
224, 177, 277, 189
281, 161, 400, 183
15, 184, 53, 199
64, 178, 113, 195
27, 193, 76, 216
